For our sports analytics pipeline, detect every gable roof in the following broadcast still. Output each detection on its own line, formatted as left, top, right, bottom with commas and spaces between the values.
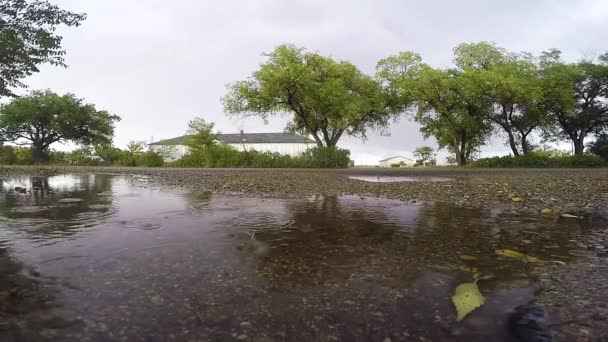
149, 133, 315, 146
378, 155, 413, 162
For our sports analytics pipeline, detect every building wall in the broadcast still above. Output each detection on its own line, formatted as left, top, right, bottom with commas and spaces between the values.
150, 143, 314, 162
379, 156, 414, 167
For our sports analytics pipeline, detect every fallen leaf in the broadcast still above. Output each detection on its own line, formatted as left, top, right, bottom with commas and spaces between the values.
460, 255, 478, 261
511, 197, 523, 202
496, 249, 543, 263
560, 214, 579, 219
452, 282, 485, 321
541, 208, 559, 215
552, 260, 567, 266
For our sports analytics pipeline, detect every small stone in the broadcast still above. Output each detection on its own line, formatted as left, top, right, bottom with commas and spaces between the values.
237, 334, 248, 340
240, 321, 251, 327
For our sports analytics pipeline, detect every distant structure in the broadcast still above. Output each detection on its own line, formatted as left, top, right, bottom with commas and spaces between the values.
148, 131, 315, 161
378, 155, 414, 168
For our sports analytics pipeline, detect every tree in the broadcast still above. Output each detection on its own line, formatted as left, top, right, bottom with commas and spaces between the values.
414, 67, 492, 166
0, 0, 86, 97
413, 146, 436, 166
222, 44, 393, 148
452, 41, 508, 71
0, 90, 120, 162
483, 60, 545, 155
541, 56, 608, 154
184, 117, 218, 151
126, 141, 145, 155
378, 45, 494, 166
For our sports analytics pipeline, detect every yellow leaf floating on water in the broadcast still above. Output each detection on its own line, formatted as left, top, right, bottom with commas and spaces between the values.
452, 282, 485, 321
496, 249, 544, 263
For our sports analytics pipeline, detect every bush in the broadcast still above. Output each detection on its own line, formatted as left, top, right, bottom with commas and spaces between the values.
170, 145, 350, 168
588, 133, 608, 161
390, 163, 401, 168
0, 146, 34, 165
471, 152, 606, 168
295, 147, 350, 168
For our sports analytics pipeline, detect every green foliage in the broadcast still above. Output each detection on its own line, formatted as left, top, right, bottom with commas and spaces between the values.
222, 44, 393, 147
183, 117, 218, 151
296, 147, 350, 168
541, 58, 608, 154
390, 163, 401, 168
413, 146, 436, 166
117, 142, 164, 167
588, 133, 608, 160
0, 146, 33, 164
170, 145, 350, 168
471, 152, 606, 168
0, 90, 120, 162
0, 0, 86, 97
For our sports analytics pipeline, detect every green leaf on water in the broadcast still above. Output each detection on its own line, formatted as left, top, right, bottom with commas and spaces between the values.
496, 249, 543, 263
452, 281, 485, 321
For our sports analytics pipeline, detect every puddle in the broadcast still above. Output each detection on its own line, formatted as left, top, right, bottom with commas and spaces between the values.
0, 174, 605, 341
348, 175, 453, 182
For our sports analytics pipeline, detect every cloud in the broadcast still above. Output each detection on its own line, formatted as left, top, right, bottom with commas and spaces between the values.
20, 0, 607, 162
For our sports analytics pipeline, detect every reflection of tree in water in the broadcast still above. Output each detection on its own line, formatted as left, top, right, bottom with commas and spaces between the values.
241, 195, 422, 289
0, 174, 115, 239
410, 202, 584, 279
234, 196, 588, 290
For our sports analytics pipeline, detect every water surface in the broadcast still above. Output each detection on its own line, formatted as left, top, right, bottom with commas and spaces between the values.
348, 175, 453, 182
0, 174, 604, 341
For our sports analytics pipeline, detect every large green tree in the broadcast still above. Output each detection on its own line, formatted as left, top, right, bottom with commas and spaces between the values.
452, 42, 547, 156
415, 68, 491, 165
413, 146, 436, 166
0, 90, 120, 162
482, 60, 545, 155
222, 44, 393, 147
0, 0, 86, 97
377, 47, 492, 166
541, 52, 608, 154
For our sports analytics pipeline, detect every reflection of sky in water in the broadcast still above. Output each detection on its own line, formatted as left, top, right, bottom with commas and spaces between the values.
0, 174, 604, 341
348, 175, 453, 182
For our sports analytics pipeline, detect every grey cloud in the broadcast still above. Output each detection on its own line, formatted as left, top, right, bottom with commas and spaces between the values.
20, 0, 608, 164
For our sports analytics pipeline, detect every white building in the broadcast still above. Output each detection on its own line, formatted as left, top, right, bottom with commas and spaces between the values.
378, 155, 415, 168
148, 132, 316, 161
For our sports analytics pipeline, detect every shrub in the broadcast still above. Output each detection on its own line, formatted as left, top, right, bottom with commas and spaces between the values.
588, 133, 608, 161
390, 163, 401, 168
170, 146, 350, 168
0, 146, 34, 165
295, 147, 350, 168
471, 152, 606, 168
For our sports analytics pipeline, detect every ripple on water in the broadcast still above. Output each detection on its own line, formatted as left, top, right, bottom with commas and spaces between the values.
118, 219, 163, 231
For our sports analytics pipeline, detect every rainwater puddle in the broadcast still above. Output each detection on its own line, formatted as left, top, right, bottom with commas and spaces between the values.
0, 174, 605, 341
348, 175, 453, 182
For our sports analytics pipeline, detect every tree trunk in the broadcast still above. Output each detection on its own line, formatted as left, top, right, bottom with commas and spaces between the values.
573, 135, 585, 155
453, 134, 467, 166
31, 144, 47, 164
507, 131, 520, 156
521, 134, 530, 155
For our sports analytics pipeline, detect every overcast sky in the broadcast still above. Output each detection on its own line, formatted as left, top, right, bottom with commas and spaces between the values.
20, 0, 608, 164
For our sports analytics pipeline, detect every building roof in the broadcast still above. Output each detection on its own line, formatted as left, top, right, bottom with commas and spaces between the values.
378, 155, 413, 162
149, 133, 315, 146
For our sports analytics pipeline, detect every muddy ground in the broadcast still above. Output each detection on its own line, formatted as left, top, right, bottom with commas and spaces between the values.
0, 165, 607, 341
